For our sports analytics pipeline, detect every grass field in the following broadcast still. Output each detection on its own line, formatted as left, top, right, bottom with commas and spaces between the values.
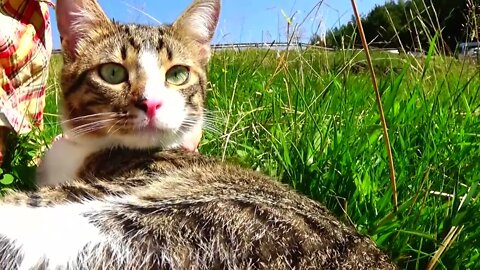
1, 47, 479, 269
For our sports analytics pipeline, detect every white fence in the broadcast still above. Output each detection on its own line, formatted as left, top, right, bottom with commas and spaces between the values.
211, 42, 318, 52
52, 43, 406, 54
52, 42, 332, 55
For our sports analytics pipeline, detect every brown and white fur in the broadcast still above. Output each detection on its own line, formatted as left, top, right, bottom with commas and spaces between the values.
36, 0, 212, 186
0, 0, 397, 269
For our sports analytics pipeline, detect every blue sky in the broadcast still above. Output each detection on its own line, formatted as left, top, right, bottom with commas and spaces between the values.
49, 0, 387, 49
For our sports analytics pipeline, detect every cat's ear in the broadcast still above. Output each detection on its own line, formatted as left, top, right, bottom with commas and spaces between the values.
173, 0, 220, 62
56, 0, 110, 59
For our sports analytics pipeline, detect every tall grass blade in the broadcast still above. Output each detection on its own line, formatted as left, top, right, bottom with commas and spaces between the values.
350, 0, 398, 211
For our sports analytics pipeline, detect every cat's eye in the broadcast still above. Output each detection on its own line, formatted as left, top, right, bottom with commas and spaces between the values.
166, 65, 190, 86
99, 63, 128, 84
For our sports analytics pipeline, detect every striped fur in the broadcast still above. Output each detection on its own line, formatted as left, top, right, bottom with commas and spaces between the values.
1, 149, 396, 269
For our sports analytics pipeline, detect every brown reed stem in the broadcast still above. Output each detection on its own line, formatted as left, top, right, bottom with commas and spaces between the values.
350, 0, 398, 212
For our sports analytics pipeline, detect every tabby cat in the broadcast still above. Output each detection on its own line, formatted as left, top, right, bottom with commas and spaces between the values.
35, 0, 208, 186
0, 0, 397, 269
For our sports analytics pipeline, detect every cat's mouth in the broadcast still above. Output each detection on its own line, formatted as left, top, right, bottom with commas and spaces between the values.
63, 107, 201, 150
136, 112, 185, 132
136, 121, 171, 133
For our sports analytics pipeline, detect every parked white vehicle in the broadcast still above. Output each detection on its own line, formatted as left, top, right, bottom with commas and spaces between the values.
457, 42, 480, 58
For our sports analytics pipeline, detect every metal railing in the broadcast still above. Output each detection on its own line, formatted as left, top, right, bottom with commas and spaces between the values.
51, 42, 410, 54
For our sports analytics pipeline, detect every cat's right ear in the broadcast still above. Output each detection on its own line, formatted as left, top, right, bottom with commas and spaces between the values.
173, 0, 221, 64
56, 0, 110, 60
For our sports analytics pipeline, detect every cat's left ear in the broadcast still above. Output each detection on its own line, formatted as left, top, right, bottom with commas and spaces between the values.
173, 0, 221, 63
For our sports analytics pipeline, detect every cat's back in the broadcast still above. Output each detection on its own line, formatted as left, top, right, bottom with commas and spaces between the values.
0, 149, 396, 269
79, 149, 396, 269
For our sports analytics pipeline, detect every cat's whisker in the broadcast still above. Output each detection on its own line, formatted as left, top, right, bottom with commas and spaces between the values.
203, 124, 222, 135
69, 131, 95, 138
187, 111, 224, 126
203, 116, 226, 128
183, 115, 222, 135
69, 124, 108, 136
69, 118, 118, 132
69, 126, 103, 136
202, 118, 220, 125
69, 121, 117, 137
63, 112, 119, 120
68, 119, 119, 138
69, 128, 102, 138
106, 119, 128, 135
180, 122, 199, 129
61, 112, 121, 124
202, 109, 224, 119
181, 119, 200, 125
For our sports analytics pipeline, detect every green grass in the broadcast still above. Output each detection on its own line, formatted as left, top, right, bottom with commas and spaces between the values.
1, 48, 479, 269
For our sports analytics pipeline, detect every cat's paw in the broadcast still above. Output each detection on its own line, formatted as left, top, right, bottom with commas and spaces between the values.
180, 125, 202, 152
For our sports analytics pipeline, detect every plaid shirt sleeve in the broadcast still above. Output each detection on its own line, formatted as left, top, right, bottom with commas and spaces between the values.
0, 0, 53, 134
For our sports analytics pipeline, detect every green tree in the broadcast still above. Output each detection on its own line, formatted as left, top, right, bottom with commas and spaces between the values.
315, 0, 475, 53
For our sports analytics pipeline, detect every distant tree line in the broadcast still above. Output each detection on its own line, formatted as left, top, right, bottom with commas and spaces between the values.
311, 0, 480, 54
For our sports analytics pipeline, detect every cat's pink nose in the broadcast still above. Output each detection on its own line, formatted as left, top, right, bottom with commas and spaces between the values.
136, 99, 162, 119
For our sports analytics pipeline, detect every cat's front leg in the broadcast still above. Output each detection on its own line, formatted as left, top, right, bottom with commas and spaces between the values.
36, 138, 96, 186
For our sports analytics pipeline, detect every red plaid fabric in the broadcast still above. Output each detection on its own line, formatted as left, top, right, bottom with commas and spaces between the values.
0, 0, 53, 134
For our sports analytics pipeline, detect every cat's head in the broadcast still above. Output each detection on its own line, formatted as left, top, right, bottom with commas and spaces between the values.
56, 0, 220, 149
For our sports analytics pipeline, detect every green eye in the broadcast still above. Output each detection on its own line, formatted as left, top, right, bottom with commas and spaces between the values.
99, 63, 128, 84
166, 65, 190, 86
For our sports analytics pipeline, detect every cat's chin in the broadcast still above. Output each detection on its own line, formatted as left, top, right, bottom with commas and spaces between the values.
135, 124, 171, 134
115, 132, 180, 150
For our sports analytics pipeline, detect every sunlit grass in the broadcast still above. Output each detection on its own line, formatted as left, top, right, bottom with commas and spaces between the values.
2, 48, 479, 269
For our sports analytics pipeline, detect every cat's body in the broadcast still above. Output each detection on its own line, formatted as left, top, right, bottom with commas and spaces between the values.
1, 148, 395, 269
0, 0, 397, 269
